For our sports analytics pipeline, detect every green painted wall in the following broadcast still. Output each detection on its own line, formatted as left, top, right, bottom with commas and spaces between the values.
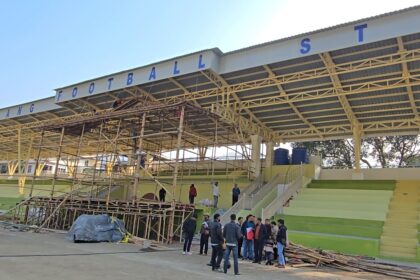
308, 180, 396, 190
0, 184, 70, 198
262, 164, 315, 182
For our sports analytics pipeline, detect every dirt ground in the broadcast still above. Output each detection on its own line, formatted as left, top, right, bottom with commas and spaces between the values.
0, 227, 404, 280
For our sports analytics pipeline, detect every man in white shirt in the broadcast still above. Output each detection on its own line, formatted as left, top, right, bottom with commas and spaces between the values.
212, 181, 220, 208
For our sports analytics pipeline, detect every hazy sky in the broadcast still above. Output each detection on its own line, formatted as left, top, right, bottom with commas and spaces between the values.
0, 0, 419, 108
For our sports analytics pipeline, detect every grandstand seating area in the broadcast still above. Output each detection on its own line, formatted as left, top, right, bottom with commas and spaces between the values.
278, 180, 420, 260
380, 181, 420, 260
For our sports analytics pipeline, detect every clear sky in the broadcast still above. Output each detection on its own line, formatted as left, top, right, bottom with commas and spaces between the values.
0, 0, 419, 108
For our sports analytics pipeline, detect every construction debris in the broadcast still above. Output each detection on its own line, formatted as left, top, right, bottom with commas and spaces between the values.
126, 235, 171, 251
286, 242, 420, 279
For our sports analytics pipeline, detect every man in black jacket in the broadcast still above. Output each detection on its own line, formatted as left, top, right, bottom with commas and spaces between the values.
199, 214, 210, 255
182, 213, 197, 255
276, 219, 287, 268
209, 213, 224, 271
253, 217, 267, 264
159, 187, 166, 202
223, 214, 242, 275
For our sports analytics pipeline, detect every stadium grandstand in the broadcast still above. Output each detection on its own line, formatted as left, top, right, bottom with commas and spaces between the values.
1, 5, 420, 262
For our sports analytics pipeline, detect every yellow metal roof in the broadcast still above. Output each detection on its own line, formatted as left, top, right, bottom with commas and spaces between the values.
1, 7, 420, 159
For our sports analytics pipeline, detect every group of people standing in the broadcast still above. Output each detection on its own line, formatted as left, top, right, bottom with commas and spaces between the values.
186, 182, 241, 208
240, 215, 288, 267
182, 212, 288, 275
159, 182, 242, 209
190, 181, 222, 208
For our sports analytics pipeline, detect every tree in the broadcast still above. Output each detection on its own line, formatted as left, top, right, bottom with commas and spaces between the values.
293, 135, 420, 168
364, 136, 420, 167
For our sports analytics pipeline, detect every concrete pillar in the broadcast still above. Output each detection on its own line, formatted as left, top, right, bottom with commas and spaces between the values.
265, 141, 274, 168
352, 126, 361, 171
352, 125, 364, 180
250, 135, 262, 179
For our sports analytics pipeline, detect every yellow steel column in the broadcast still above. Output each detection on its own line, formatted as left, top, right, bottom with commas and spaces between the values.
352, 124, 362, 171
250, 135, 262, 179
19, 137, 33, 194
17, 127, 21, 178
30, 129, 45, 197
265, 141, 274, 168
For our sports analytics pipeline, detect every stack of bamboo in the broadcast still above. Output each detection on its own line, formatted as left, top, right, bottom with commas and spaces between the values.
127, 235, 169, 251
285, 242, 420, 279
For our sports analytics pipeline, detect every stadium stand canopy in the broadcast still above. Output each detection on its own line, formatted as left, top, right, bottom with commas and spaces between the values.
1, 5, 420, 156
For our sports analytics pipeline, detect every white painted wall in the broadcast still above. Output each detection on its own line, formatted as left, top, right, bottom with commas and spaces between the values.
320, 168, 420, 180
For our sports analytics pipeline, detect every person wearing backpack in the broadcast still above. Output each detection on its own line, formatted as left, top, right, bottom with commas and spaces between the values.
189, 184, 197, 204
240, 215, 255, 260
276, 219, 287, 268
199, 214, 210, 255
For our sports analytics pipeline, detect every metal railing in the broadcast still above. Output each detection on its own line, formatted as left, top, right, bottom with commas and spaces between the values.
220, 175, 263, 225
262, 165, 310, 220
244, 173, 284, 212
220, 165, 306, 224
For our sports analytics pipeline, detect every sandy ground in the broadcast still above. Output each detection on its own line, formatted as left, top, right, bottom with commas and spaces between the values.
0, 228, 401, 280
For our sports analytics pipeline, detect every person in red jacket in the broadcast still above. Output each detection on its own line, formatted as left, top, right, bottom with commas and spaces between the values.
189, 184, 197, 204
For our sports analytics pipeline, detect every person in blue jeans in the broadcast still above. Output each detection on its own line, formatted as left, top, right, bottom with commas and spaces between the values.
276, 219, 287, 268
240, 215, 255, 260
223, 214, 242, 275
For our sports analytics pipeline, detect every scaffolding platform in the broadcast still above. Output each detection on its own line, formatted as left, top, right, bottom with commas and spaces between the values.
13, 196, 195, 243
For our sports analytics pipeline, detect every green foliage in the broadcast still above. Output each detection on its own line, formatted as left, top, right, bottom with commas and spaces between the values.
293, 135, 420, 168
365, 136, 420, 168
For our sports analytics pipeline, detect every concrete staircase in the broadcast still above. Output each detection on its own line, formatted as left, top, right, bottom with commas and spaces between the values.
380, 181, 420, 259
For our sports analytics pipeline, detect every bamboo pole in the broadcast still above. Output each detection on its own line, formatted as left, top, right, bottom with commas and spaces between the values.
29, 129, 45, 196
133, 113, 146, 202
172, 106, 185, 199
106, 119, 122, 207
90, 123, 103, 197
71, 123, 86, 198
51, 127, 65, 198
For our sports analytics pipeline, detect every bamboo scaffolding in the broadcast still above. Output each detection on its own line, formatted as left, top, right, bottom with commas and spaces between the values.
5, 101, 254, 243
